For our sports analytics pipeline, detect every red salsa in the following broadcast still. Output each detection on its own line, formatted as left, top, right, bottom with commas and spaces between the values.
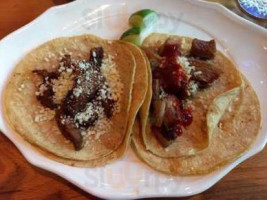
151, 42, 193, 142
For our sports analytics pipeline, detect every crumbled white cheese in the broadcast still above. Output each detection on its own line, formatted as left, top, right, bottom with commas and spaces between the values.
58, 66, 66, 72
73, 86, 83, 97
63, 48, 68, 53
34, 107, 55, 122
177, 56, 195, 75
74, 102, 103, 126
66, 68, 73, 73
18, 83, 25, 92
61, 118, 66, 125
101, 54, 123, 105
193, 71, 202, 76
48, 52, 55, 58
79, 61, 91, 70
92, 51, 96, 57
97, 87, 108, 100
188, 81, 198, 96
83, 117, 112, 142
39, 84, 47, 95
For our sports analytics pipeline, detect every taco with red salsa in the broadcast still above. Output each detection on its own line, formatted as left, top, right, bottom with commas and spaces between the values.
132, 33, 261, 175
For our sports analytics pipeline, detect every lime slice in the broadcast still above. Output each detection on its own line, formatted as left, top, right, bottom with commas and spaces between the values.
120, 27, 141, 45
129, 9, 158, 29
121, 35, 141, 46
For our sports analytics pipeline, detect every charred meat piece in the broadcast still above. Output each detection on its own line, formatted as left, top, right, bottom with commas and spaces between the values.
64, 68, 104, 117
33, 70, 60, 81
56, 111, 83, 151
152, 126, 175, 147
163, 123, 182, 140
33, 47, 117, 151
63, 91, 89, 117
89, 47, 104, 68
152, 99, 166, 127
33, 70, 60, 109
36, 86, 56, 109
188, 58, 220, 88
153, 95, 193, 147
60, 54, 72, 67
152, 79, 165, 100
190, 39, 216, 59
153, 123, 183, 147
163, 95, 181, 129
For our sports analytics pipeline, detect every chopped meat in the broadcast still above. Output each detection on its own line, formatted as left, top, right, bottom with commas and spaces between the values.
156, 94, 192, 146
162, 123, 183, 140
36, 86, 56, 109
152, 126, 174, 147
63, 64, 105, 116
152, 99, 166, 127
190, 39, 216, 59
63, 91, 88, 117
33, 70, 60, 81
188, 58, 220, 88
162, 95, 181, 129
89, 47, 104, 68
33, 49, 117, 151
55, 111, 83, 151
152, 79, 164, 100
60, 54, 72, 67
33, 70, 59, 109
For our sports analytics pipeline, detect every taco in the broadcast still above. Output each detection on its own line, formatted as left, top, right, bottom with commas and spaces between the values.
132, 75, 260, 174
137, 33, 260, 160
32, 41, 149, 167
3, 34, 144, 163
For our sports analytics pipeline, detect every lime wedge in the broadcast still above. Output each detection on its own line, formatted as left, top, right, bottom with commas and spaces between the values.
129, 9, 158, 29
120, 27, 141, 45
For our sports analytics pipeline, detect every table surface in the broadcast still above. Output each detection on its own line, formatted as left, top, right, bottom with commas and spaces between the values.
0, 0, 267, 200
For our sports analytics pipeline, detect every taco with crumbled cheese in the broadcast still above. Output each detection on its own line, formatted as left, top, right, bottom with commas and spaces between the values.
3, 34, 147, 165
32, 41, 149, 167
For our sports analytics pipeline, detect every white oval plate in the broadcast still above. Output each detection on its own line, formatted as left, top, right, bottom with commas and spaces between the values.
0, 0, 267, 199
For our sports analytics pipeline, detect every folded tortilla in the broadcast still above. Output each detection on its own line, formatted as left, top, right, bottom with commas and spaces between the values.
34, 41, 149, 167
133, 74, 261, 175
4, 35, 139, 162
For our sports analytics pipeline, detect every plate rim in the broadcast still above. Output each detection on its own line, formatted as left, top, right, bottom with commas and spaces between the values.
0, 0, 266, 199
